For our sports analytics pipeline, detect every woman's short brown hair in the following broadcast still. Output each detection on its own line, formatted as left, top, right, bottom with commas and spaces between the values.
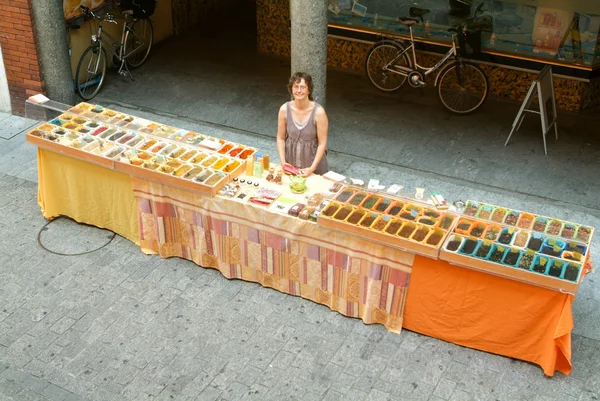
288, 72, 314, 101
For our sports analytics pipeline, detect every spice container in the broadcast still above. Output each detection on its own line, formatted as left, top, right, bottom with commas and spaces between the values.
504, 210, 520, 226
336, 189, 354, 203
411, 225, 431, 243
438, 214, 455, 230
172, 164, 193, 177
455, 219, 473, 235
183, 166, 204, 180
374, 198, 392, 213
511, 230, 529, 247
463, 201, 479, 216
475, 205, 493, 220
444, 234, 464, 252
459, 238, 479, 255
483, 224, 501, 241
387, 201, 404, 216
487, 245, 506, 263
361, 195, 379, 209
469, 222, 486, 238
532, 217, 547, 232
575, 226, 592, 243
426, 229, 444, 246
474, 241, 493, 259
347, 209, 366, 225
497, 228, 515, 245
333, 206, 353, 221
526, 233, 544, 251
517, 213, 534, 229
348, 192, 367, 206
372, 216, 389, 232
385, 218, 403, 235
359, 212, 379, 228
398, 222, 417, 239
502, 249, 521, 266
545, 219, 563, 236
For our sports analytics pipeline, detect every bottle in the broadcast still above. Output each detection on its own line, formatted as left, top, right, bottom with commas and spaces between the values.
263, 154, 270, 170
253, 160, 263, 178
245, 154, 254, 176
255, 153, 263, 178
266, 167, 275, 182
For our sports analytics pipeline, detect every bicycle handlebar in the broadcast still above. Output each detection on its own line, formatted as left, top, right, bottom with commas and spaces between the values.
79, 5, 117, 23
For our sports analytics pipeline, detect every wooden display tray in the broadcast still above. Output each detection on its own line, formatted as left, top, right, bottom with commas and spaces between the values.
26, 132, 115, 169
439, 248, 583, 294
27, 130, 244, 197
317, 214, 445, 259
463, 199, 595, 246
114, 159, 232, 197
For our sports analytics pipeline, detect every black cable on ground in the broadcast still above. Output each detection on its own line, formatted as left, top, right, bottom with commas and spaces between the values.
37, 216, 117, 256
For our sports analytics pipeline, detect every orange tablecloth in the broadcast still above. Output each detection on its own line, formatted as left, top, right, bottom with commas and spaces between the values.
36, 148, 576, 376
405, 256, 574, 376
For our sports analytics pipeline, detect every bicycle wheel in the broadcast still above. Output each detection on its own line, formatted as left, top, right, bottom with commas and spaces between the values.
124, 18, 153, 69
365, 41, 411, 92
75, 45, 107, 101
437, 61, 488, 114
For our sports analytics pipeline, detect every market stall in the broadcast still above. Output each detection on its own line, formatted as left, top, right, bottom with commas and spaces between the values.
27, 101, 594, 376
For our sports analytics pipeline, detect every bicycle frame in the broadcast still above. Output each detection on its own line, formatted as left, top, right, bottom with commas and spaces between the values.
384, 25, 460, 85
90, 15, 144, 63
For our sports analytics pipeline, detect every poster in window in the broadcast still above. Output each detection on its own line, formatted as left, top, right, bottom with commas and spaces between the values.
531, 7, 572, 56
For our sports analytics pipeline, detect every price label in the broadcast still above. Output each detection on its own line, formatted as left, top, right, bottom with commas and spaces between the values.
540, 258, 547, 266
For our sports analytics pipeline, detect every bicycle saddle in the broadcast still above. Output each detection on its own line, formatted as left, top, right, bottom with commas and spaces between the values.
122, 9, 134, 15
398, 17, 420, 26
409, 7, 430, 19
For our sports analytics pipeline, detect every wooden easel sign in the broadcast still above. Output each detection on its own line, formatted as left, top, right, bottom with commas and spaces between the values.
504, 65, 558, 155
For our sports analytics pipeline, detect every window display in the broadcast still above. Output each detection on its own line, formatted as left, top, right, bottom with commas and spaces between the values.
328, 0, 600, 68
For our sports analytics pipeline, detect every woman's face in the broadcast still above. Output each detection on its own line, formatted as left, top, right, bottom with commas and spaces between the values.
292, 79, 310, 100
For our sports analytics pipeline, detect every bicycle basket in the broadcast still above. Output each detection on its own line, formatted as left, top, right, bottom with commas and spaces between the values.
120, 0, 156, 18
457, 28, 482, 57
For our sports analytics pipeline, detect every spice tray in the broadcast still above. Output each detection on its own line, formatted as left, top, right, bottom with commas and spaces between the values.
114, 158, 230, 196
440, 233, 585, 294
26, 124, 116, 169
463, 200, 595, 245
317, 201, 457, 258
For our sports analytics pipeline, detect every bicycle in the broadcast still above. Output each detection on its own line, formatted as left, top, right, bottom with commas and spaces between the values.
365, 6, 489, 114
75, 4, 154, 100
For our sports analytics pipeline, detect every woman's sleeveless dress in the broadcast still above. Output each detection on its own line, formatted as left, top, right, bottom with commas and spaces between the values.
284, 101, 328, 175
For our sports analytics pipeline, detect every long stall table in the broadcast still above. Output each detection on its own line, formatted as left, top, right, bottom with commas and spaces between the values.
36, 148, 577, 376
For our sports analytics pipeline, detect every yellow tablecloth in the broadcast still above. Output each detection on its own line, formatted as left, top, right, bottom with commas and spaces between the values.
37, 149, 139, 244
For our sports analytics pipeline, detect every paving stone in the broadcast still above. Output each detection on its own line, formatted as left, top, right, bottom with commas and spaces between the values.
41, 384, 73, 401
434, 378, 457, 400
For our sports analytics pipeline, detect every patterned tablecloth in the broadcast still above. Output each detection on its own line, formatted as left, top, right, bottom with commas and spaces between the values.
132, 177, 414, 333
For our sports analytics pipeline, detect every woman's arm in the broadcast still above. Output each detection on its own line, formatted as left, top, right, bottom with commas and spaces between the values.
300, 105, 328, 177
276, 104, 287, 166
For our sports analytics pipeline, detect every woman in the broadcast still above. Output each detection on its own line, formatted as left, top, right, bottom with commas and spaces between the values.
276, 72, 329, 178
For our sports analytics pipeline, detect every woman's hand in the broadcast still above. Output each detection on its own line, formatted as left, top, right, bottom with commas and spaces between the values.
298, 168, 313, 178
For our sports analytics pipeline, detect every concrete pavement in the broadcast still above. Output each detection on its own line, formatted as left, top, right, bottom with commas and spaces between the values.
1, 102, 600, 400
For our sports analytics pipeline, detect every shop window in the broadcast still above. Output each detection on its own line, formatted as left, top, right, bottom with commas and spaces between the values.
327, 0, 600, 68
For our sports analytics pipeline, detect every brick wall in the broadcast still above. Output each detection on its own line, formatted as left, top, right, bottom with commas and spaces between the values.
0, 0, 45, 116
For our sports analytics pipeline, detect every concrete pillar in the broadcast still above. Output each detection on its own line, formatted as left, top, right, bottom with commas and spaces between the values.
30, 0, 75, 106
0, 44, 11, 113
290, 0, 328, 107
